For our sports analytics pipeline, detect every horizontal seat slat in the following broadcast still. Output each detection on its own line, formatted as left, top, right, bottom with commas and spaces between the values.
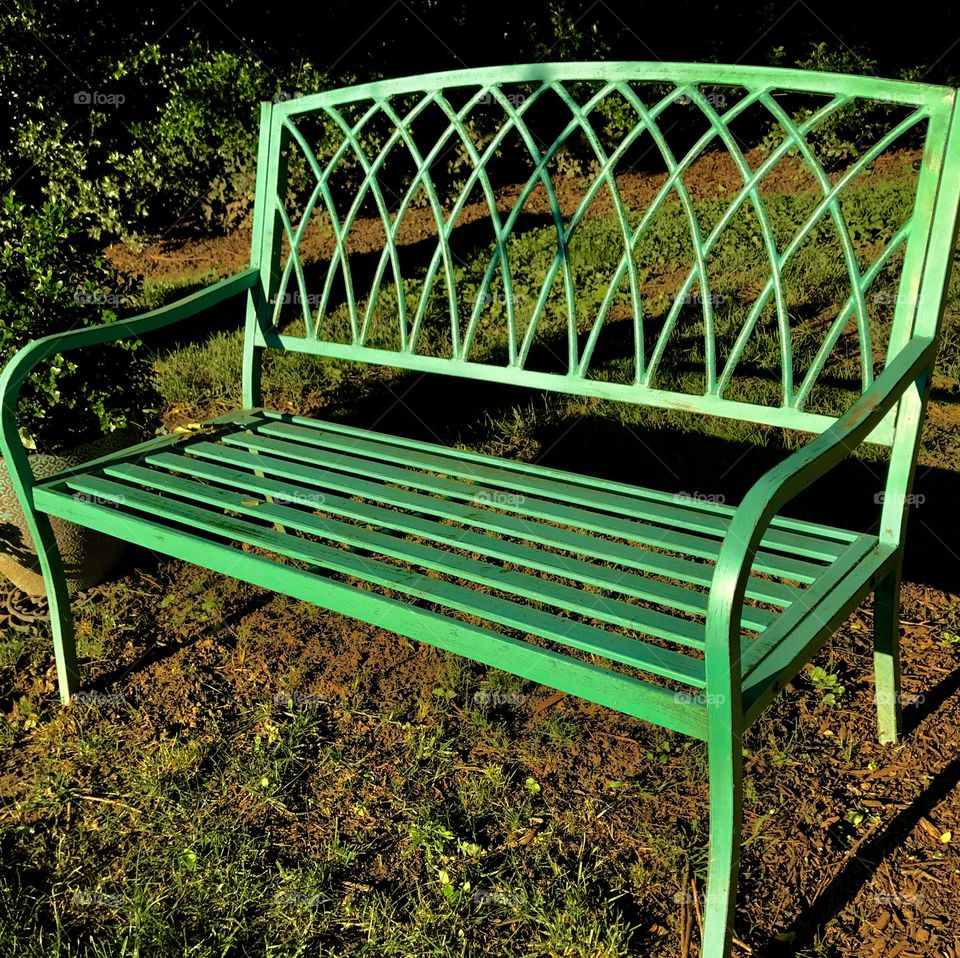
255, 418, 850, 561
60, 474, 708, 688
170, 442, 802, 605
139, 451, 776, 631
219, 433, 827, 583
105, 460, 719, 646
256, 410, 860, 546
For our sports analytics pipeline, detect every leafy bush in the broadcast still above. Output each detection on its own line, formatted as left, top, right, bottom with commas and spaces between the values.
764, 42, 910, 166
2, 12, 342, 240
2, 1, 945, 245
122, 46, 269, 232
8, 45, 272, 239
0, 192, 158, 452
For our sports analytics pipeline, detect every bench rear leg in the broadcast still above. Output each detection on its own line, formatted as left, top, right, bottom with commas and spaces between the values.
702, 733, 743, 958
874, 565, 903, 745
34, 514, 79, 703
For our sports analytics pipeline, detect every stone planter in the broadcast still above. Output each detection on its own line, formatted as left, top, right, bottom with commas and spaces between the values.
0, 429, 135, 596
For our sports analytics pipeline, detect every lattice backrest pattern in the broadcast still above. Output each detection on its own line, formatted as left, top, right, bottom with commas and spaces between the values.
246, 63, 958, 439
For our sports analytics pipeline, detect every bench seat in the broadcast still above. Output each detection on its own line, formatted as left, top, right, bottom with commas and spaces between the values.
32, 408, 888, 738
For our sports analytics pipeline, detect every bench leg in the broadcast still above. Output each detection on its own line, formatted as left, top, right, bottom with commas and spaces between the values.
34, 514, 79, 703
702, 734, 743, 958
874, 566, 903, 745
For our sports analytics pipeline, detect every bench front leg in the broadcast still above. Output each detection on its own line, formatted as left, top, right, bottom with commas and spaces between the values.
33, 512, 78, 703
703, 702, 743, 958
0, 268, 259, 704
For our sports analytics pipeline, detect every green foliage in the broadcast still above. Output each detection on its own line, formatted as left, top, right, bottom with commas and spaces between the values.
765, 41, 908, 166
808, 666, 845, 706
1, 0, 955, 246
1, 7, 340, 239
21, 45, 285, 237
0, 192, 157, 451
124, 46, 275, 232
14, 110, 135, 240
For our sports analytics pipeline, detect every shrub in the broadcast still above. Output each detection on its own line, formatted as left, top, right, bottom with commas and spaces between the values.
123, 46, 269, 232
764, 41, 909, 166
0, 192, 158, 452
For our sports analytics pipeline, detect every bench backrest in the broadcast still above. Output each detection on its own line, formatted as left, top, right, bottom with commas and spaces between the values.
242, 63, 960, 445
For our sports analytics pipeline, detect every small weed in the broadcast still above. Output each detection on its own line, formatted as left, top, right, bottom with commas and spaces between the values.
809, 666, 846, 706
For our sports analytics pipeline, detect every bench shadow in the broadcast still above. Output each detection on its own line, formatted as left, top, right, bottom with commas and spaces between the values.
330, 365, 960, 950
137, 213, 556, 352
753, 754, 960, 955
903, 666, 960, 737
78, 553, 277, 697
84, 262, 960, 945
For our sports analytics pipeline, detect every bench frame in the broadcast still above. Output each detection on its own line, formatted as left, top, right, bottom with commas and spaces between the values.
3, 63, 960, 957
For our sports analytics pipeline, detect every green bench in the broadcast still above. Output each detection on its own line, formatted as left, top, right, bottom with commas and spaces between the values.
3, 63, 959, 955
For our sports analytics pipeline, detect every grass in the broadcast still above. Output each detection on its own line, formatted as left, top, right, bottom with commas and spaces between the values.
153, 328, 348, 416
0, 602, 678, 956
3, 577, 959, 956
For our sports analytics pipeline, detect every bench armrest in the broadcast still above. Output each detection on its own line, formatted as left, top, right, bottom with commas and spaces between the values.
705, 334, 937, 680
0, 267, 259, 495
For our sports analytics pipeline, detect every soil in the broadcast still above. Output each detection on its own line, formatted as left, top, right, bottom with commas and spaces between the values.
4, 558, 959, 956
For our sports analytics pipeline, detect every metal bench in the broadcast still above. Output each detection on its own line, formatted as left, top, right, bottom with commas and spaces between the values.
2, 63, 959, 956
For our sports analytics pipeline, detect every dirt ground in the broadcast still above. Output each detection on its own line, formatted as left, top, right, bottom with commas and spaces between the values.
4, 557, 958, 955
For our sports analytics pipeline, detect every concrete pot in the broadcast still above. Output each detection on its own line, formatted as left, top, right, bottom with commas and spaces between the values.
0, 429, 135, 596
